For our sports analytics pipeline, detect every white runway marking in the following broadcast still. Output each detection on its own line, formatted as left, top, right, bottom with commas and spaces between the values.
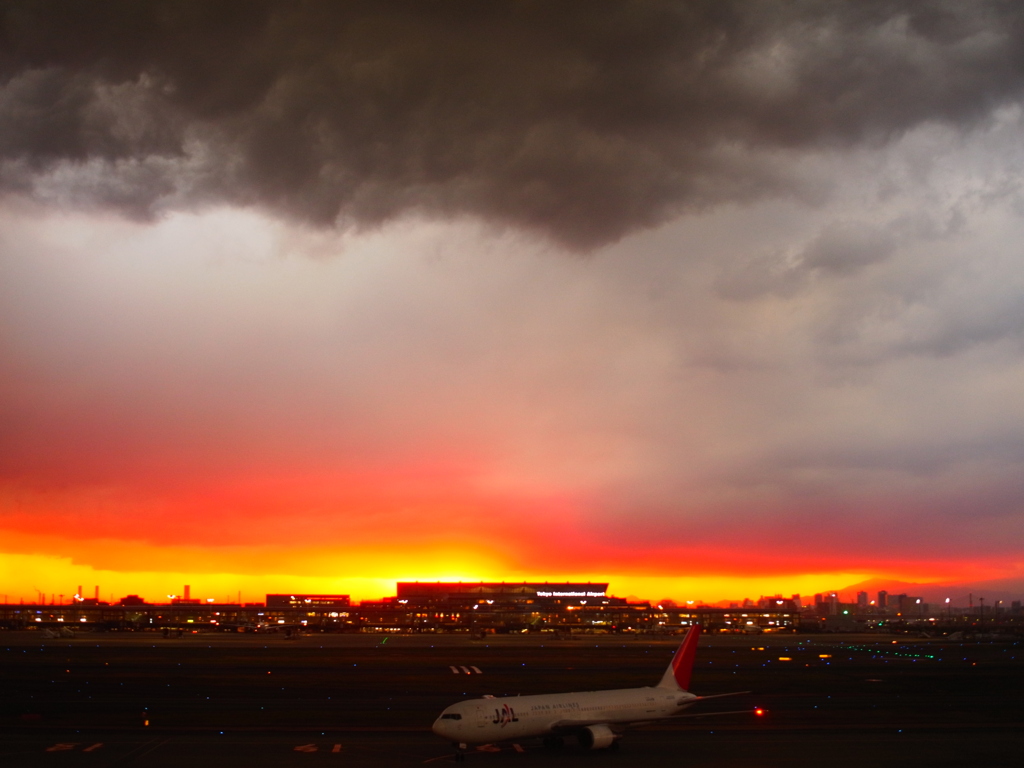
513, 743, 525, 752
450, 664, 484, 674
46, 743, 78, 752
83, 743, 103, 752
293, 743, 318, 752
332, 743, 342, 753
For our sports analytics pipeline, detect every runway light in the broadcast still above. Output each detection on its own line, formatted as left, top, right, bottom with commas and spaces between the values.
755, 708, 765, 716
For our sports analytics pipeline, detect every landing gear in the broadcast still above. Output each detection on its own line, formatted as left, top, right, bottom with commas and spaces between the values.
453, 743, 467, 762
542, 735, 565, 751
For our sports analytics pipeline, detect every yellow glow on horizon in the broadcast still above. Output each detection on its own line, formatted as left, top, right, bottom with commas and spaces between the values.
0, 552, 397, 604
0, 530, 508, 602
0, 549, 963, 605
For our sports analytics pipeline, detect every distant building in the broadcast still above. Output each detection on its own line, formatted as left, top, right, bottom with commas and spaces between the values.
395, 582, 619, 606
117, 595, 147, 606
758, 595, 800, 611
901, 595, 925, 615
877, 590, 888, 609
171, 585, 200, 605
887, 594, 926, 615
857, 591, 869, 610
266, 594, 351, 609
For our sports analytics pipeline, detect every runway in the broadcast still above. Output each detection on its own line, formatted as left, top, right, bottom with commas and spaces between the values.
1, 632, 1020, 766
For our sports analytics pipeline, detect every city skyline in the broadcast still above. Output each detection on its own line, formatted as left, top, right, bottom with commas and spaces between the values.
5, 573, 1022, 611
3, 3, 1024, 605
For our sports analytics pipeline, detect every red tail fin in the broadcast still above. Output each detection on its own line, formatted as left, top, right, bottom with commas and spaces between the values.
657, 623, 701, 690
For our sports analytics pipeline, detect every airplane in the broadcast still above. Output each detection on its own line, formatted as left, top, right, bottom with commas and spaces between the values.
432, 623, 751, 759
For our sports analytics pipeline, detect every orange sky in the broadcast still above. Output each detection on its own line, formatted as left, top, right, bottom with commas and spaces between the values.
1, 450, 1009, 605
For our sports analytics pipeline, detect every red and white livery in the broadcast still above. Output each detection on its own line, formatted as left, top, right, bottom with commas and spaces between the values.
433, 624, 727, 755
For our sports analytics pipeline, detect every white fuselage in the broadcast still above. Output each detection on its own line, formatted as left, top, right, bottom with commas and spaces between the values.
431, 686, 697, 745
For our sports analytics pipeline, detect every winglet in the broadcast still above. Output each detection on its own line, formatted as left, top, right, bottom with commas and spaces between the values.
657, 623, 701, 690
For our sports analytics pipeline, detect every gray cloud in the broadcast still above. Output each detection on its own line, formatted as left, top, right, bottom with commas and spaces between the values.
714, 216, 923, 300
3, 1, 1024, 248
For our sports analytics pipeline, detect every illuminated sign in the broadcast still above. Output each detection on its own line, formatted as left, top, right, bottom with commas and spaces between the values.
535, 591, 606, 598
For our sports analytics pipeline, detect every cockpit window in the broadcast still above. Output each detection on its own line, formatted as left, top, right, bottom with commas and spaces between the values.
440, 713, 462, 720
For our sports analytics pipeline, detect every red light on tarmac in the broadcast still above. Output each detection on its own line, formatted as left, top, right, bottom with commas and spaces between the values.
755, 708, 765, 716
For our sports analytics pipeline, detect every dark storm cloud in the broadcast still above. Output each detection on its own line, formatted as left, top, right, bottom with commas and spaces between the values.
2, 1, 1024, 248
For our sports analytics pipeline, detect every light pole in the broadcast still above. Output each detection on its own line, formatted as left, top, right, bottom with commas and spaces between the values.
945, 597, 951, 622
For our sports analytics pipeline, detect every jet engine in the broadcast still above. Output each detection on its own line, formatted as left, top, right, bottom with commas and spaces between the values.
577, 723, 617, 750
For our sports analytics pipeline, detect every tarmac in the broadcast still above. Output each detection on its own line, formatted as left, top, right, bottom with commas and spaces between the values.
1, 631, 1020, 766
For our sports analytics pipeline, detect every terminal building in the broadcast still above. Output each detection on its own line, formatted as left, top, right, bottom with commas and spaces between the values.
374, 582, 631, 633
396, 581, 622, 606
